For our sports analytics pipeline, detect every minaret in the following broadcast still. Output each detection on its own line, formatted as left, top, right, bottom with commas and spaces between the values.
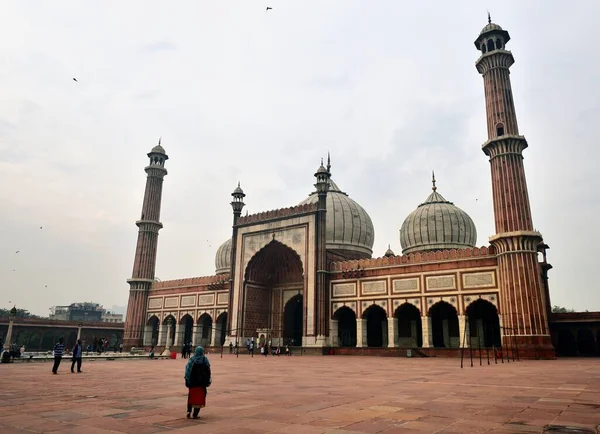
227, 183, 245, 341
314, 156, 330, 344
475, 17, 553, 356
123, 140, 168, 349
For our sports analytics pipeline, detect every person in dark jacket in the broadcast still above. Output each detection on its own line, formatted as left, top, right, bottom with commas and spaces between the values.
184, 346, 211, 419
52, 338, 65, 374
71, 339, 83, 373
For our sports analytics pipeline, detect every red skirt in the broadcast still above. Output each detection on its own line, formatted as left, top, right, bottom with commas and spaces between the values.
187, 387, 206, 409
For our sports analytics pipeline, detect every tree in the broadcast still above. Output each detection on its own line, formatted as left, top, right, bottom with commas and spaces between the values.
0, 308, 43, 319
551, 305, 575, 313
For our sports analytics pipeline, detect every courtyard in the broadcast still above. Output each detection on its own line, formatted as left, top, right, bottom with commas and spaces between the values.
0, 355, 598, 433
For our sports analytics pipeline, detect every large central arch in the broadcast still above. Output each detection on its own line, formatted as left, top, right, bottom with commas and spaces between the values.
242, 240, 304, 343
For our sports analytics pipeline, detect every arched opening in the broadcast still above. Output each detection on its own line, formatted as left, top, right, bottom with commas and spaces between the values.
557, 329, 577, 356
395, 303, 422, 347
466, 299, 501, 348
495, 38, 502, 49
334, 307, 357, 347
577, 328, 596, 356
181, 314, 194, 347
216, 312, 228, 346
363, 305, 387, 348
487, 39, 495, 52
198, 314, 213, 347
283, 294, 303, 346
496, 122, 505, 137
145, 316, 160, 346
163, 315, 176, 347
482, 44, 487, 54
243, 240, 304, 341
429, 301, 459, 348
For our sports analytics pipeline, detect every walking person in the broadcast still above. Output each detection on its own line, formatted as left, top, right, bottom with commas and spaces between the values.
184, 346, 211, 419
71, 339, 83, 373
52, 338, 65, 374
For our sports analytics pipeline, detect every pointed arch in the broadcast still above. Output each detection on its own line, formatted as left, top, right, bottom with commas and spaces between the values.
465, 298, 501, 347
394, 302, 422, 347
363, 304, 387, 347
244, 240, 304, 284
333, 306, 357, 347
429, 301, 459, 348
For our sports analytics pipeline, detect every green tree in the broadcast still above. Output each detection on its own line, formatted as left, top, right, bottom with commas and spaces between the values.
0, 308, 43, 319
551, 305, 575, 313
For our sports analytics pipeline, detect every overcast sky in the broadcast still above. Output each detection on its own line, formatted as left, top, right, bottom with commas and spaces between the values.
1, 1, 599, 317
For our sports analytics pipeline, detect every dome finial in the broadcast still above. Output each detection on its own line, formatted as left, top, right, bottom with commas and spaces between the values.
432, 170, 437, 191
327, 152, 331, 173
487, 11, 491, 24
158, 136, 161, 146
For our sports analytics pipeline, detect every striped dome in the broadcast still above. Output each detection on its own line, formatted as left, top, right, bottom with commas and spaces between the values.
215, 238, 231, 275
400, 182, 477, 255
298, 178, 374, 256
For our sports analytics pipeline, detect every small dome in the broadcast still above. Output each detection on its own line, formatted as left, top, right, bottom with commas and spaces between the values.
299, 178, 374, 256
400, 178, 477, 255
480, 22, 503, 35
151, 144, 166, 154
232, 182, 245, 196
215, 238, 232, 275
384, 245, 395, 258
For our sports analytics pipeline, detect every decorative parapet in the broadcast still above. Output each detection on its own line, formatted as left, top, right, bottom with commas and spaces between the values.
151, 274, 230, 290
237, 203, 317, 225
330, 246, 496, 272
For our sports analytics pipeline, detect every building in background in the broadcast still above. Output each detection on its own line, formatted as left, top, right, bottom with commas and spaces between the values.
50, 303, 123, 323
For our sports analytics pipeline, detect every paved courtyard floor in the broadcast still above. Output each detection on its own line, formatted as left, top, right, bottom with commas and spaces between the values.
0, 354, 599, 433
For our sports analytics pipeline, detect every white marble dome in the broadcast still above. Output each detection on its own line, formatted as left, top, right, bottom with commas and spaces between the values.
298, 178, 374, 256
215, 238, 231, 275
400, 182, 477, 255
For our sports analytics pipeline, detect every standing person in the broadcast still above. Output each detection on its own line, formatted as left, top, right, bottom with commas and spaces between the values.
184, 346, 211, 419
249, 340, 254, 356
149, 345, 155, 359
52, 338, 65, 374
119, 342, 123, 353
229, 342, 233, 354
71, 339, 83, 373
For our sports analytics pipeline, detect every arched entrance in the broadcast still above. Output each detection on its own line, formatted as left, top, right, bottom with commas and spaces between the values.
283, 294, 303, 346
334, 306, 357, 347
557, 329, 577, 356
181, 315, 194, 347
198, 314, 213, 347
395, 303, 422, 347
243, 240, 304, 343
577, 328, 596, 356
216, 312, 228, 346
466, 299, 501, 348
429, 301, 459, 348
145, 316, 160, 346
364, 305, 387, 347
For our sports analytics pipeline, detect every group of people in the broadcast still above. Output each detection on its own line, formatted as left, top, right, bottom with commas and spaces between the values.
51, 338, 83, 374
238, 338, 291, 356
180, 342, 194, 359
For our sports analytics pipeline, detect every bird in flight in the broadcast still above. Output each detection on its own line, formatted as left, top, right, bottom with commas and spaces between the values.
40, 226, 43, 229
73, 78, 78, 82
266, 6, 272, 11
15, 250, 19, 254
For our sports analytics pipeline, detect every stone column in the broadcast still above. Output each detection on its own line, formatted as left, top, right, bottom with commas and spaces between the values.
4, 314, 15, 351
191, 325, 199, 347
211, 324, 218, 347
387, 318, 398, 348
165, 322, 173, 350
421, 316, 432, 348
76, 323, 83, 342
356, 319, 367, 347
329, 320, 339, 347
157, 325, 164, 347
173, 322, 181, 347
459, 315, 469, 348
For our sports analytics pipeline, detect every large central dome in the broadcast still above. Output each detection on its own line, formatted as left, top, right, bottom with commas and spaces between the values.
400, 177, 477, 254
298, 178, 374, 257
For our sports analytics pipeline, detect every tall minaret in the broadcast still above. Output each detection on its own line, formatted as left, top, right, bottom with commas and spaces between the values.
475, 16, 553, 356
314, 156, 330, 344
123, 140, 168, 349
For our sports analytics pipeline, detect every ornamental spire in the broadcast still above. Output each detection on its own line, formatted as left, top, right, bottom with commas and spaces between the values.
432, 170, 437, 191
488, 11, 491, 24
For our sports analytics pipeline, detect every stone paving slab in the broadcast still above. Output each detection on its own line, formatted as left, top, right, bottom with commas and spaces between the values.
0, 355, 599, 433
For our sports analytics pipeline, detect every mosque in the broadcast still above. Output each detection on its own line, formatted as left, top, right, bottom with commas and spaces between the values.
123, 18, 558, 358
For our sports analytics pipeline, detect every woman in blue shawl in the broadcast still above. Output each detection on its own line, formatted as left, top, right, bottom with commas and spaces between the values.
184, 346, 211, 419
